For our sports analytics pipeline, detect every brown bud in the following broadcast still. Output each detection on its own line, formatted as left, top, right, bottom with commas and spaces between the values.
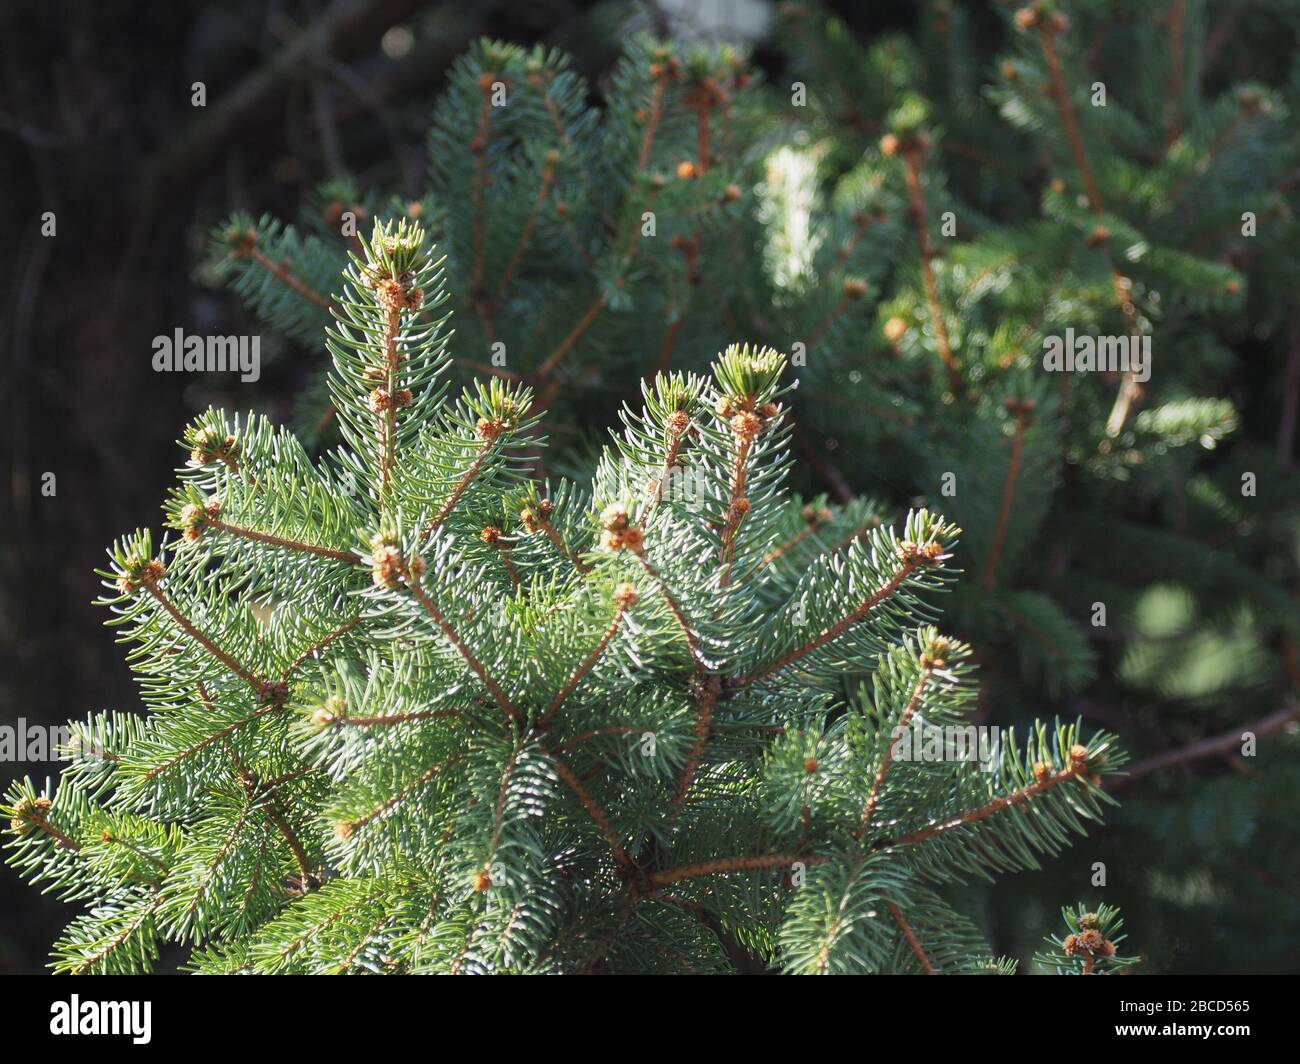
599, 504, 630, 532
730, 412, 763, 440
883, 317, 909, 344
1013, 7, 1039, 31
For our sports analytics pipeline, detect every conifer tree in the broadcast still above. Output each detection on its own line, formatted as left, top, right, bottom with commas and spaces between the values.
190, 6, 1298, 970
4, 220, 1126, 974
773, 0, 1300, 971
24, 0, 1283, 972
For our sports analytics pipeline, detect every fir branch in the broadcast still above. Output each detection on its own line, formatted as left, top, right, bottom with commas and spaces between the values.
855, 663, 935, 840
536, 292, 608, 381
405, 570, 519, 724
71, 895, 165, 975
635, 555, 703, 666
378, 303, 402, 497
553, 725, 641, 754
1105, 702, 1300, 791
982, 404, 1031, 590
23, 806, 80, 852
899, 143, 962, 393
1030, 16, 1146, 436
546, 750, 632, 869
637, 74, 667, 171
141, 579, 266, 692
338, 758, 459, 837
539, 603, 630, 727
207, 517, 362, 565
732, 557, 919, 687
322, 708, 459, 728
533, 508, 592, 574
649, 852, 824, 889
718, 432, 755, 586
673, 674, 720, 804
422, 447, 491, 536
234, 240, 334, 312
1165, 0, 1185, 145
284, 617, 363, 679
535, 183, 660, 384
469, 82, 494, 323
885, 763, 1086, 848
1035, 20, 1104, 212
497, 155, 557, 300
887, 901, 936, 974
143, 704, 283, 782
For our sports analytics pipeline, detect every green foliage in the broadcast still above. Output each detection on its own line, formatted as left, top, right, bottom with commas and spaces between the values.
4, 224, 1125, 974
1036, 902, 1139, 974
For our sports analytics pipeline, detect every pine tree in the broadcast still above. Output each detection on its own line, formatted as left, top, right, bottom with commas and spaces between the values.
3, 220, 1126, 974
1036, 903, 1137, 975
768, 0, 1300, 969
182, 6, 1299, 971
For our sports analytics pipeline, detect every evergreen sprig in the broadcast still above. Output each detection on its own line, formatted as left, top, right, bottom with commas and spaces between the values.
4, 222, 1125, 973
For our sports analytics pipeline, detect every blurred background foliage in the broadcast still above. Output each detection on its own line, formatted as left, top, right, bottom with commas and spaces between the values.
2, 0, 1296, 972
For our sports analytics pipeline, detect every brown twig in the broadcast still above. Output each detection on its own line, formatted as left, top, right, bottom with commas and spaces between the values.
1105, 703, 1300, 792
1037, 23, 1103, 212
339, 759, 457, 837
406, 572, 519, 725
283, 617, 362, 679
378, 305, 401, 497
982, 406, 1030, 589
142, 581, 264, 691
238, 244, 334, 311
900, 144, 961, 394
855, 664, 934, 840
1165, 0, 1185, 146
673, 675, 720, 804
886, 764, 1084, 847
547, 751, 632, 869
535, 293, 608, 381
422, 447, 490, 537
497, 158, 557, 300
539, 606, 629, 727
732, 558, 918, 687
888, 902, 937, 974
207, 518, 361, 565
648, 852, 823, 889
324, 708, 459, 728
